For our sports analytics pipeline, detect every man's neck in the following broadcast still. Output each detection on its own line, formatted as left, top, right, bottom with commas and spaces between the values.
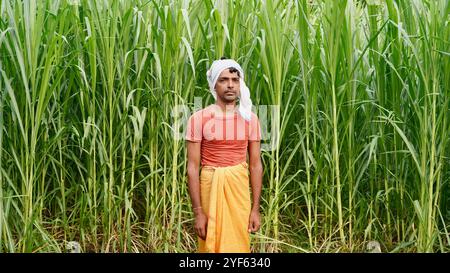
215, 101, 237, 113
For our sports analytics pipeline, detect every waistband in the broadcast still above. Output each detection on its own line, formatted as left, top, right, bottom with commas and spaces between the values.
201, 161, 248, 171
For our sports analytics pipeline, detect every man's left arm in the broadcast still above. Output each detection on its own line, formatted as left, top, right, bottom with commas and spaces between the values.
248, 140, 263, 233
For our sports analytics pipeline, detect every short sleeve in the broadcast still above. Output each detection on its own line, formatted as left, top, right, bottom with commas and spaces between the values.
249, 113, 261, 142
186, 112, 202, 142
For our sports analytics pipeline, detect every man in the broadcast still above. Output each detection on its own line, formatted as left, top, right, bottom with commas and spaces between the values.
186, 58, 263, 253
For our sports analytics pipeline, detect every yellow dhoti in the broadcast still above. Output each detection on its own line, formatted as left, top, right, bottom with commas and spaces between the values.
198, 161, 251, 253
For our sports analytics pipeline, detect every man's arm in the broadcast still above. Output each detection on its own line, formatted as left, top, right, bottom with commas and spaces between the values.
248, 140, 263, 233
186, 141, 208, 240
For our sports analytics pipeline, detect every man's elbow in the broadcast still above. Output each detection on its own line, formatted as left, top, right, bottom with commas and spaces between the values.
187, 162, 199, 177
249, 161, 263, 174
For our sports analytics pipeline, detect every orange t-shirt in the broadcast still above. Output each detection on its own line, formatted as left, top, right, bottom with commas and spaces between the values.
186, 105, 261, 167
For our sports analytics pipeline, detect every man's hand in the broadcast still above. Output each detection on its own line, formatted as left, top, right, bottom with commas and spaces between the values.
195, 210, 208, 240
248, 209, 261, 233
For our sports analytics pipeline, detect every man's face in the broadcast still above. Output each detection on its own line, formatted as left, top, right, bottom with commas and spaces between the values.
215, 69, 240, 103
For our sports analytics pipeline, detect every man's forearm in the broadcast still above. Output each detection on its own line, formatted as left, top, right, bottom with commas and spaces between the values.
249, 163, 263, 211
187, 166, 202, 213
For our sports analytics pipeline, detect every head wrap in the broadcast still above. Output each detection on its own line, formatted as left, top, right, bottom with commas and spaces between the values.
206, 59, 252, 121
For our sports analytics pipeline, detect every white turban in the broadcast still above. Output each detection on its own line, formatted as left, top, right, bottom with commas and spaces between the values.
206, 59, 253, 121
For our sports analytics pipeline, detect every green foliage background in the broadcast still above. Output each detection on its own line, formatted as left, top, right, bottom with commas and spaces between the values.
0, 0, 449, 252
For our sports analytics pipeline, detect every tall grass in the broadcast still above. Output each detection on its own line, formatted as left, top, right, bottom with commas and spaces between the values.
0, 0, 448, 252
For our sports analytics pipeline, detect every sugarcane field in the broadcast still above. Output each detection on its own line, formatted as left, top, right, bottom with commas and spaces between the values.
0, 0, 449, 254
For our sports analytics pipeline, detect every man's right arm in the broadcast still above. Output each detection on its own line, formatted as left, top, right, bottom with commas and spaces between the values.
187, 141, 208, 240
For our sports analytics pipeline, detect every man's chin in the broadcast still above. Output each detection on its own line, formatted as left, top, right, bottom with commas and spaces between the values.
222, 96, 237, 103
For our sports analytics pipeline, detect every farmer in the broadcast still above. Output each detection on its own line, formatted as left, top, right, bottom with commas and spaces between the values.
186, 57, 263, 253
